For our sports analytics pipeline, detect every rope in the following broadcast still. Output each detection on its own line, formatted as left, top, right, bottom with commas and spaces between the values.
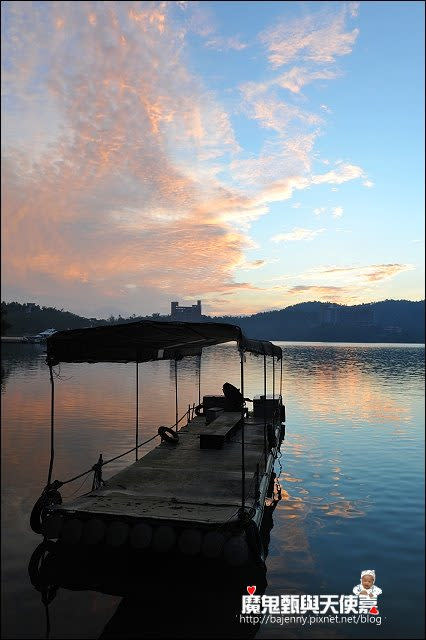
214, 463, 261, 533
49, 404, 193, 490
60, 472, 92, 499
38, 356, 201, 502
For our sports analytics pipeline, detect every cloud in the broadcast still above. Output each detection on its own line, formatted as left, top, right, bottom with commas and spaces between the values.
316, 263, 414, 282
1, 2, 257, 315
348, 2, 360, 18
314, 204, 345, 219
288, 285, 344, 293
271, 228, 326, 243
305, 263, 415, 283
363, 179, 374, 188
279, 261, 414, 304
285, 284, 350, 303
312, 163, 365, 184
260, 5, 359, 68
256, 175, 311, 203
332, 206, 343, 218
241, 259, 266, 270
276, 67, 340, 94
236, 5, 364, 200
205, 35, 247, 51
241, 95, 322, 136
1, 2, 374, 317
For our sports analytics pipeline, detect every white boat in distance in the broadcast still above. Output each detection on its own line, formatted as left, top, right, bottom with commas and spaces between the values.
27, 328, 58, 343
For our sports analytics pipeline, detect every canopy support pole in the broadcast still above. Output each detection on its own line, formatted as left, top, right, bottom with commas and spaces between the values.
174, 359, 179, 432
135, 361, 139, 461
47, 365, 55, 487
240, 350, 245, 514
272, 355, 275, 426
263, 354, 267, 469
198, 353, 201, 406
280, 357, 283, 398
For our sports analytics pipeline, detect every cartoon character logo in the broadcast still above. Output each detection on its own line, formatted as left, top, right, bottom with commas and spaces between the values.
353, 570, 382, 613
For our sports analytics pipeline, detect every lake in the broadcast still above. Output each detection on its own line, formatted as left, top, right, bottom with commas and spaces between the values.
1, 342, 424, 639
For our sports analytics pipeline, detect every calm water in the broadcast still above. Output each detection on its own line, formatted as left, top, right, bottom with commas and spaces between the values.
1, 342, 424, 639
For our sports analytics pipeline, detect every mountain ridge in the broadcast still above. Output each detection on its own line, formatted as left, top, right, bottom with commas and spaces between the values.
2, 299, 424, 343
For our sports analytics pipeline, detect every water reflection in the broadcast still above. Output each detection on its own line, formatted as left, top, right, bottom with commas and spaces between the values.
2, 343, 425, 639
1, 343, 46, 392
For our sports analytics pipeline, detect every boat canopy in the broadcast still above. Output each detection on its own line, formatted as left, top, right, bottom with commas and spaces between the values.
46, 320, 282, 365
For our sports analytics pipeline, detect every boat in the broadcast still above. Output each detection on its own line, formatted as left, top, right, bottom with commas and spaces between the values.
25, 328, 58, 343
28, 480, 282, 638
30, 320, 286, 569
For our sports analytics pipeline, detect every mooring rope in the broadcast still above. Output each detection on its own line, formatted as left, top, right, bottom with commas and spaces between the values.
174, 359, 178, 432
45, 405, 193, 492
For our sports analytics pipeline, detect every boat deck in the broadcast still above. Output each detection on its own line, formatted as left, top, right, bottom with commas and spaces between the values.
57, 413, 273, 527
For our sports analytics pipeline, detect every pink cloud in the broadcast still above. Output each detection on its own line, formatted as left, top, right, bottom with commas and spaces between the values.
276, 67, 340, 94
2, 2, 254, 315
1, 2, 371, 317
261, 6, 359, 68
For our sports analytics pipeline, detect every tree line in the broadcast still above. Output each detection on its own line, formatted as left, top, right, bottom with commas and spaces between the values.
1, 299, 424, 343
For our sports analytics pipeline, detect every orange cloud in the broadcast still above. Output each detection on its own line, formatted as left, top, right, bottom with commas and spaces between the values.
1, 2, 253, 315
311, 263, 415, 282
1, 1, 371, 317
287, 285, 346, 302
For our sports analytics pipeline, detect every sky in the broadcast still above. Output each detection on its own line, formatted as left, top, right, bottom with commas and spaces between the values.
1, 1, 424, 318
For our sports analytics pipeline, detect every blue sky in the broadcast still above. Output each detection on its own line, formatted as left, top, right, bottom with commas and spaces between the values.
2, 1, 424, 317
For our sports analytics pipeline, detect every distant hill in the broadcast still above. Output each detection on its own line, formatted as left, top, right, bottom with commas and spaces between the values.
214, 300, 425, 343
1, 299, 424, 343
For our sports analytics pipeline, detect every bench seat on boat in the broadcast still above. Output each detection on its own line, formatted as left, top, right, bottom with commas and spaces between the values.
199, 411, 242, 449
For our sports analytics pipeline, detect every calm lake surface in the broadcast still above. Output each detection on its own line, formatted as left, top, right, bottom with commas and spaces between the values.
1, 342, 424, 639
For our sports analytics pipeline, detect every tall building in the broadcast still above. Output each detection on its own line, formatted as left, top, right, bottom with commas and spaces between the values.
321, 304, 340, 325
171, 300, 202, 321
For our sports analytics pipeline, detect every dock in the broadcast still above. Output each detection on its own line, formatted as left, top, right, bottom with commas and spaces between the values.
45, 411, 284, 564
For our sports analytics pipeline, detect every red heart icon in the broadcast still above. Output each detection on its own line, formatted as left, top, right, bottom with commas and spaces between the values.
247, 586, 256, 595
369, 607, 378, 614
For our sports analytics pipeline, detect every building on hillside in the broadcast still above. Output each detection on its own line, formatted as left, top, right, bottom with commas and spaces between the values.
320, 305, 340, 325
320, 304, 375, 327
170, 300, 202, 321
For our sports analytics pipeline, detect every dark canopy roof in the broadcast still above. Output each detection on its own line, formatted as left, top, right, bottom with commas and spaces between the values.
46, 320, 282, 365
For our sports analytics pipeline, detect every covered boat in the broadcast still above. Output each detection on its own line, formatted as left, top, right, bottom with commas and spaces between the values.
30, 320, 285, 568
